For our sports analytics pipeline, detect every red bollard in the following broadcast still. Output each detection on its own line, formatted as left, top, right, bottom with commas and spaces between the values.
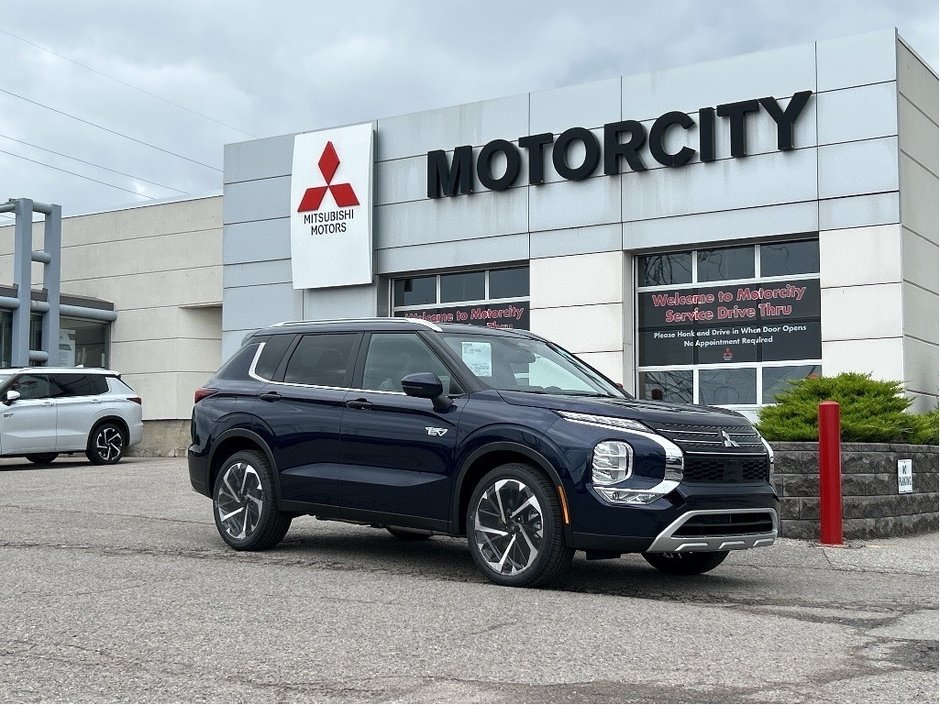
818, 401, 843, 545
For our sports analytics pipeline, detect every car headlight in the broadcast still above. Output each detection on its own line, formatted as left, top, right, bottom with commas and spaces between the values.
557, 411, 650, 432
592, 440, 633, 485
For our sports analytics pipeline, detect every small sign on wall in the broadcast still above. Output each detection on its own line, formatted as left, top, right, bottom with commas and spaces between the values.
897, 459, 913, 494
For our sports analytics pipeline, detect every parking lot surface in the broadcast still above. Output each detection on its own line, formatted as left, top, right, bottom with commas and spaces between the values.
0, 457, 937, 703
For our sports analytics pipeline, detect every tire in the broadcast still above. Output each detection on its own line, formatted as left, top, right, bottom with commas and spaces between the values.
26, 453, 58, 465
86, 422, 126, 465
466, 463, 573, 588
387, 527, 432, 541
642, 551, 729, 575
212, 449, 291, 551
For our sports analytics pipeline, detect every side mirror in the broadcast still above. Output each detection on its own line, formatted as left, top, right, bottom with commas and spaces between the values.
401, 372, 452, 412
4, 390, 20, 405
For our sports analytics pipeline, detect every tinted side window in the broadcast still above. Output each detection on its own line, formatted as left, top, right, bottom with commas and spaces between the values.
50, 374, 107, 397
255, 334, 296, 380
362, 333, 462, 394
283, 334, 358, 387
10, 374, 50, 400
214, 343, 261, 381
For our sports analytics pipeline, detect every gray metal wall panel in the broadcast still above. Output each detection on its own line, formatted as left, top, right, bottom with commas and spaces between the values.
819, 193, 900, 231
816, 30, 897, 91
623, 201, 819, 251
899, 96, 939, 173
898, 41, 939, 123
817, 83, 899, 145
376, 155, 426, 206
817, 137, 899, 199
303, 284, 378, 320
529, 77, 621, 133
223, 259, 292, 288
900, 155, 940, 242
375, 187, 528, 249
529, 175, 621, 231
530, 224, 622, 259
222, 283, 302, 332
376, 94, 529, 161
224, 134, 294, 184
376, 233, 528, 274
620, 43, 816, 119
223, 177, 290, 224
223, 219, 291, 265
621, 148, 817, 222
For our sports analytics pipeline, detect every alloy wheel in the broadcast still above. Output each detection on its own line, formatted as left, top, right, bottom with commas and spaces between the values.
95, 426, 124, 462
473, 478, 544, 576
215, 461, 264, 540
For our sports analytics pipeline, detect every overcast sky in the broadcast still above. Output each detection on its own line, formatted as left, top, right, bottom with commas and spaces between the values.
0, 0, 936, 219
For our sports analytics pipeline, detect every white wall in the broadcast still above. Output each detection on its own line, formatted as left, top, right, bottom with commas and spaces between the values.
0, 196, 223, 421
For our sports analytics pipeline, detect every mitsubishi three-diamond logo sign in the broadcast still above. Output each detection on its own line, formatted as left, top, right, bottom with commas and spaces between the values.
297, 141, 360, 212
290, 123, 374, 289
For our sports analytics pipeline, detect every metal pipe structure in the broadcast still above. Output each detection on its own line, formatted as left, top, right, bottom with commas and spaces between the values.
818, 401, 844, 546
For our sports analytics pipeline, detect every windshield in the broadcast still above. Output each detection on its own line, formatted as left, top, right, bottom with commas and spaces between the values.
0, 374, 11, 388
442, 332, 626, 398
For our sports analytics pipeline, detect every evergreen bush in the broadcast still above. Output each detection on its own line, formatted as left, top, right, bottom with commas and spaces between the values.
756, 372, 937, 444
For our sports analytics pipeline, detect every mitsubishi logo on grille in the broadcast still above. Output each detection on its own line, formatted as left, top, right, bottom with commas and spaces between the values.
297, 141, 360, 212
720, 430, 740, 448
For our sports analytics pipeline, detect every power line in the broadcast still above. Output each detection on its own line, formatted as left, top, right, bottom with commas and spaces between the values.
0, 86, 222, 172
0, 133, 189, 195
0, 27, 256, 139
0, 147, 158, 199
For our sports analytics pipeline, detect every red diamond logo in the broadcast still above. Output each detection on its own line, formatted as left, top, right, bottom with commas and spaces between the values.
298, 141, 360, 212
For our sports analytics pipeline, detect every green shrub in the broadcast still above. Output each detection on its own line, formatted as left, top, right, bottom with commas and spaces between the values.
756, 372, 934, 443
909, 409, 939, 445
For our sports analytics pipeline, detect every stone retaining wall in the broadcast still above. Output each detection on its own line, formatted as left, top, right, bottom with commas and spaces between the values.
773, 442, 939, 540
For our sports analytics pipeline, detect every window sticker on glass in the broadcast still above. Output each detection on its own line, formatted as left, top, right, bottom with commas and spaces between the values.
461, 341, 493, 377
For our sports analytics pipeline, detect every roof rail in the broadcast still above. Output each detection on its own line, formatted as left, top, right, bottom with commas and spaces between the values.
269, 317, 443, 332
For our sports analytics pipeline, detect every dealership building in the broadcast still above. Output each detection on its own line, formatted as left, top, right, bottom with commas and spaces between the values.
1, 29, 937, 453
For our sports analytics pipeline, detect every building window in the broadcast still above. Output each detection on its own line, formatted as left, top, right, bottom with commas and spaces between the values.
392, 266, 529, 330
636, 239, 821, 408
0, 313, 110, 367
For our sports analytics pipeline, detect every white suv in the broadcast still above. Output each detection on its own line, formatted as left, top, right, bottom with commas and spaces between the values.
0, 368, 144, 465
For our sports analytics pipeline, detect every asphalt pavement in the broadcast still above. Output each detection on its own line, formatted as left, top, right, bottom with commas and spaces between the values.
0, 457, 937, 703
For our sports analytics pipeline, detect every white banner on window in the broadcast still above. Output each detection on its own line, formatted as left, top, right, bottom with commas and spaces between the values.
290, 123, 374, 289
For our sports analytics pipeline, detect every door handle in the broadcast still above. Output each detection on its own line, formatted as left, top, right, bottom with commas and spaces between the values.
259, 391, 282, 402
345, 398, 373, 410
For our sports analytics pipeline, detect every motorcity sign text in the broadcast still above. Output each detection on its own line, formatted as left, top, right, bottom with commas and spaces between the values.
426, 90, 812, 198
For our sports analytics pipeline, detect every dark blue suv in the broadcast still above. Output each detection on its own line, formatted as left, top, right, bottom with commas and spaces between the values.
188, 318, 778, 587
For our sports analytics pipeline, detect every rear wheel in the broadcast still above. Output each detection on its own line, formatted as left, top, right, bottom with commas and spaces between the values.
26, 453, 58, 465
467, 463, 573, 588
642, 551, 729, 575
86, 422, 126, 465
213, 450, 291, 551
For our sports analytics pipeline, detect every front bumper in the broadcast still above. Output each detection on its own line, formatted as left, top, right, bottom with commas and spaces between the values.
568, 482, 779, 554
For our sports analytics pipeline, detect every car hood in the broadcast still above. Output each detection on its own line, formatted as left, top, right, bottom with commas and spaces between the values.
495, 390, 754, 428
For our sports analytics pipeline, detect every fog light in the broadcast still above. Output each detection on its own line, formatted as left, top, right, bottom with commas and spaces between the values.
592, 441, 632, 485
597, 487, 660, 504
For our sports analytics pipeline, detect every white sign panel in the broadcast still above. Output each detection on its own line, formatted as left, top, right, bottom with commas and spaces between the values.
290, 123, 374, 289
898, 459, 913, 494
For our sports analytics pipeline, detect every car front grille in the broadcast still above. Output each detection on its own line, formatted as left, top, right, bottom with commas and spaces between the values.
652, 422, 765, 454
682, 455, 771, 483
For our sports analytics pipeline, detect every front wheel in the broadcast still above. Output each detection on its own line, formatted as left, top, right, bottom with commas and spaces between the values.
642, 551, 729, 575
213, 450, 291, 551
26, 453, 58, 465
467, 463, 573, 588
86, 422, 126, 465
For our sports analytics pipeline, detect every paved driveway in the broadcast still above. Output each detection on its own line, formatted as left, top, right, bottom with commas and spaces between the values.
1, 457, 937, 703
